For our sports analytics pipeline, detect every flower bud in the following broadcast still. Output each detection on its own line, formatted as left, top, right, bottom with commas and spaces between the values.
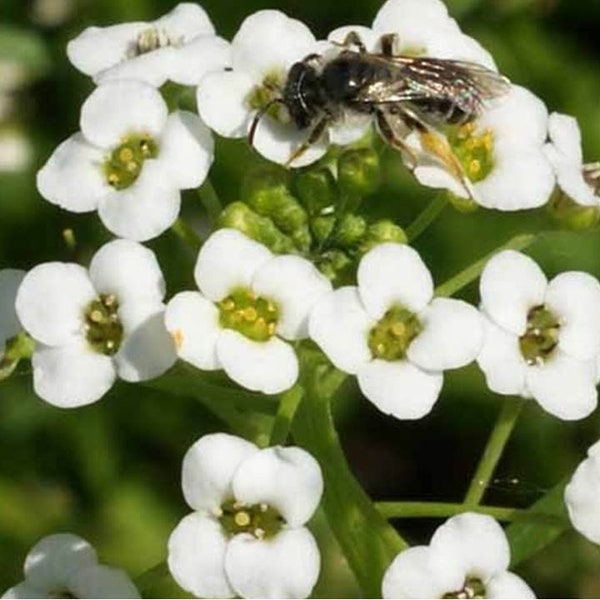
293, 167, 337, 215
335, 213, 367, 248
338, 147, 381, 198
311, 215, 335, 245
447, 192, 479, 213
547, 189, 600, 230
360, 220, 406, 253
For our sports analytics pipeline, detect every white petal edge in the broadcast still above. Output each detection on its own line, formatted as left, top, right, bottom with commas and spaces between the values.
486, 571, 536, 599
70, 564, 140, 599
565, 451, 600, 544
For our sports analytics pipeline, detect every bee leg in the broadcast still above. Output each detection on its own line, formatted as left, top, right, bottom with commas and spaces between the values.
375, 109, 419, 171
398, 106, 476, 200
332, 31, 367, 53
379, 33, 399, 57
285, 117, 330, 167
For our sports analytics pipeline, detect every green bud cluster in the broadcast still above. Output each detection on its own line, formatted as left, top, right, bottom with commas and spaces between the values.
219, 145, 406, 283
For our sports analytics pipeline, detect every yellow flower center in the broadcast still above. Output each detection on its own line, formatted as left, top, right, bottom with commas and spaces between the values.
218, 287, 279, 342
448, 122, 495, 183
126, 27, 180, 58
103, 133, 158, 190
368, 305, 422, 361
83, 294, 123, 356
443, 577, 486, 599
519, 305, 561, 366
246, 71, 288, 122
218, 499, 284, 540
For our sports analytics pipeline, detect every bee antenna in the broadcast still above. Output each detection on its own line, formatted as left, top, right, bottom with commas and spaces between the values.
248, 99, 285, 147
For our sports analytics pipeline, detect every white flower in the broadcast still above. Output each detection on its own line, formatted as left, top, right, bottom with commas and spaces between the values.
37, 80, 213, 242
168, 433, 323, 599
0, 269, 25, 359
477, 250, 600, 420
309, 243, 483, 419
67, 3, 230, 87
382, 512, 535, 599
2, 533, 140, 599
565, 440, 600, 544
544, 112, 600, 207
412, 85, 555, 211
165, 228, 332, 394
15, 239, 176, 408
196, 10, 328, 168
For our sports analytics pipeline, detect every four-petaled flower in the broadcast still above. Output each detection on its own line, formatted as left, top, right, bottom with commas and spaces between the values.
15, 240, 177, 407
168, 433, 323, 599
37, 80, 214, 241
2, 533, 140, 599
309, 243, 483, 419
165, 228, 332, 394
382, 512, 535, 598
477, 250, 600, 420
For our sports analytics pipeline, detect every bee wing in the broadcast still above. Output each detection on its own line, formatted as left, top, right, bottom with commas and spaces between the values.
355, 56, 510, 114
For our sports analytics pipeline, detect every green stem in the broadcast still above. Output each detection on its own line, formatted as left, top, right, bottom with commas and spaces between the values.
405, 195, 448, 242
464, 397, 525, 506
197, 179, 223, 224
171, 218, 203, 253
435, 233, 537, 298
291, 349, 407, 598
135, 561, 170, 597
269, 384, 304, 445
376, 501, 564, 524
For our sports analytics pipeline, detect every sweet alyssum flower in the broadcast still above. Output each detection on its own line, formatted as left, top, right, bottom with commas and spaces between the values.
309, 243, 483, 419
544, 112, 600, 208
2, 533, 140, 599
67, 2, 230, 87
196, 10, 326, 168
0, 268, 25, 360
15, 239, 176, 407
165, 228, 332, 394
37, 80, 213, 241
168, 433, 323, 599
412, 84, 555, 211
564, 439, 600, 545
382, 512, 535, 598
477, 250, 600, 420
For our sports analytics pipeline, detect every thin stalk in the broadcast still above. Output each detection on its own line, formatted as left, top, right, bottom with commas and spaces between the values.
405, 195, 448, 242
435, 233, 537, 298
197, 179, 223, 224
269, 384, 304, 445
376, 501, 565, 525
464, 397, 525, 506
171, 217, 203, 253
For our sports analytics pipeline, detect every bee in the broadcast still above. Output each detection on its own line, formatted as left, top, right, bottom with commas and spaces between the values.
249, 31, 510, 198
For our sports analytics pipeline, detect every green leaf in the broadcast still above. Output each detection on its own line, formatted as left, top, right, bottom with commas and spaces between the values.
506, 478, 570, 567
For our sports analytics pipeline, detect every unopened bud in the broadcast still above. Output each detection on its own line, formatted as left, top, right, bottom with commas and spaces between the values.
547, 189, 600, 230
293, 167, 337, 215
338, 147, 381, 198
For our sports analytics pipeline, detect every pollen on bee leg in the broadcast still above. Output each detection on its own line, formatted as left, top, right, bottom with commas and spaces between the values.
170, 328, 184, 350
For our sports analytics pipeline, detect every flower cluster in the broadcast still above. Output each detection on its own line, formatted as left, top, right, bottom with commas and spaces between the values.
3, 0, 600, 597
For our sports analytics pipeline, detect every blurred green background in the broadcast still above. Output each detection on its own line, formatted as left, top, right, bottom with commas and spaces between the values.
2, 0, 600, 597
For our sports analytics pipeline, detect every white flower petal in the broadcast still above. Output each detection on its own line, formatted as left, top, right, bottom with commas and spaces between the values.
194, 229, 273, 302
2, 582, 45, 598
168, 35, 231, 86
23, 534, 97, 591
182, 433, 258, 512
0, 269, 25, 341
547, 113, 583, 164
70, 564, 140, 599
114, 302, 176, 382
95, 48, 176, 87
155, 3, 215, 40
98, 160, 180, 242
231, 10, 316, 78
168, 512, 234, 599
36, 133, 107, 213
217, 330, 298, 394
358, 243, 434, 319
479, 250, 547, 335
545, 271, 600, 361
407, 298, 483, 371
328, 114, 372, 146
308, 287, 372, 375
32, 341, 116, 408
16, 263, 95, 346
89, 239, 165, 304
196, 71, 255, 138
164, 291, 221, 371
80, 81, 168, 148
526, 351, 597, 420
252, 117, 327, 168
430, 513, 510, 583
486, 572, 536, 599
252, 255, 332, 340
158, 111, 214, 190
382, 546, 462, 599
225, 528, 320, 600
565, 450, 600, 544
67, 23, 147, 76
476, 317, 528, 396
232, 446, 323, 527
357, 359, 443, 420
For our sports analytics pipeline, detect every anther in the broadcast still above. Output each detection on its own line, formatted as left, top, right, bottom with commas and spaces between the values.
234, 511, 251, 527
